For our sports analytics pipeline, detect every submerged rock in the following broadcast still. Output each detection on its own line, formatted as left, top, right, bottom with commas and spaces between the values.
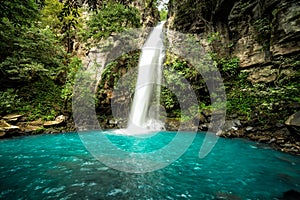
282, 189, 300, 200
216, 191, 241, 200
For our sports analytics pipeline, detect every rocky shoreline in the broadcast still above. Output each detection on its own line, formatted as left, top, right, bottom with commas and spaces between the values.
1, 112, 299, 156
0, 114, 75, 138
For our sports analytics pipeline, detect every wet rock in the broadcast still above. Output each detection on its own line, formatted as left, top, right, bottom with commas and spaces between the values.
268, 138, 276, 143
282, 189, 300, 200
216, 129, 244, 138
109, 119, 118, 125
43, 115, 66, 127
258, 136, 271, 143
222, 119, 241, 131
44, 128, 60, 134
0, 129, 5, 137
4, 125, 20, 131
285, 111, 300, 136
216, 191, 242, 200
165, 118, 180, 131
198, 123, 208, 131
230, 114, 238, 118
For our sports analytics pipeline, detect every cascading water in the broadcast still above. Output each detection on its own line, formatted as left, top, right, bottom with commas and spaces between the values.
126, 21, 166, 134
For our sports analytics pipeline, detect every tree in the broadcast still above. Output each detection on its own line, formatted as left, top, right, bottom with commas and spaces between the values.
58, 0, 81, 53
40, 0, 64, 31
83, 2, 140, 43
0, 0, 66, 87
0, 0, 39, 27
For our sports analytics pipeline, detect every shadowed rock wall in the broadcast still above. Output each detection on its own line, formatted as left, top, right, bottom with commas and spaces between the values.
168, 0, 300, 71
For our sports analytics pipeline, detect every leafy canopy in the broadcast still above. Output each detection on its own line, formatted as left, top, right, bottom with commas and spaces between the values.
83, 2, 141, 43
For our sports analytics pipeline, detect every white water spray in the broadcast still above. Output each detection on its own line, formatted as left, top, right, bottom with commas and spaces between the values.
126, 21, 166, 134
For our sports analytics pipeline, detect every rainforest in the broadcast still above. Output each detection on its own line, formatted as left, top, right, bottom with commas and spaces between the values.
0, 0, 300, 199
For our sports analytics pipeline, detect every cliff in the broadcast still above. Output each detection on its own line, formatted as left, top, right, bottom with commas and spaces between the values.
168, 0, 300, 67
167, 0, 300, 154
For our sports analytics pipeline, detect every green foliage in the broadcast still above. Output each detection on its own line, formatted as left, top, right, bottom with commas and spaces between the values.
225, 64, 300, 126
219, 57, 240, 77
0, 89, 21, 116
82, 2, 141, 43
207, 32, 221, 44
58, 0, 81, 53
40, 0, 64, 31
0, 24, 66, 85
161, 87, 177, 110
160, 9, 168, 21
209, 52, 240, 77
0, 0, 66, 85
162, 53, 210, 118
0, 79, 63, 120
58, 0, 80, 32
0, 0, 39, 27
61, 56, 83, 109
19, 80, 63, 120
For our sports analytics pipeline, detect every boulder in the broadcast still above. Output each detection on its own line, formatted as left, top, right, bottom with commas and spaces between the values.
0, 119, 10, 128
28, 119, 43, 126
0, 119, 20, 137
2, 114, 23, 120
43, 115, 66, 127
23, 125, 42, 133
55, 115, 66, 123
285, 111, 300, 136
222, 119, 241, 131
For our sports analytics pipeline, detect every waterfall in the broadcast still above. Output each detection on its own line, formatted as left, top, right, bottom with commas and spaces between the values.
127, 21, 166, 134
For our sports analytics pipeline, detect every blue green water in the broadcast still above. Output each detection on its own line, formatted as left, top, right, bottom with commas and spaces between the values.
0, 131, 299, 199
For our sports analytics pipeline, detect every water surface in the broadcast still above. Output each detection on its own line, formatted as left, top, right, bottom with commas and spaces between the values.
0, 131, 299, 199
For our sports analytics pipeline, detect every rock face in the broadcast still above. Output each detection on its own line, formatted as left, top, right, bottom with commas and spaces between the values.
285, 111, 300, 136
168, 0, 300, 70
167, 0, 300, 154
